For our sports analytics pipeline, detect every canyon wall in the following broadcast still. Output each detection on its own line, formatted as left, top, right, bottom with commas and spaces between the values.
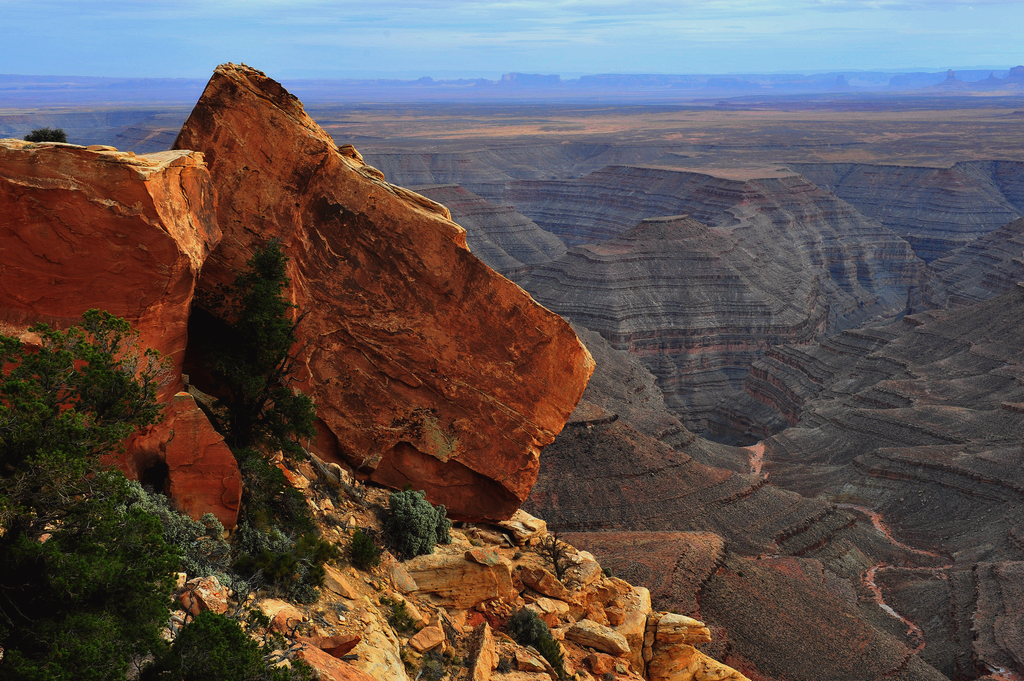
792, 161, 1024, 262
514, 170, 923, 434
410, 183, 566, 276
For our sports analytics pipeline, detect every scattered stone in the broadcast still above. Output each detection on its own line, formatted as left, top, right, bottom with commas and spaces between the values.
259, 599, 305, 633
178, 575, 229, 616
466, 621, 498, 681
520, 567, 572, 602
324, 564, 359, 599
296, 646, 376, 681
497, 510, 548, 545
566, 619, 630, 656
584, 652, 616, 676
466, 547, 506, 567
295, 634, 361, 659
405, 553, 516, 609
409, 625, 446, 653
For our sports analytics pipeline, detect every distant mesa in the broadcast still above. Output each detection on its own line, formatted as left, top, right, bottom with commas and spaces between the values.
499, 72, 562, 87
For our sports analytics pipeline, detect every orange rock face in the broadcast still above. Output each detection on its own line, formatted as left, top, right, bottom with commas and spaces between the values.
0, 140, 220, 392
174, 64, 593, 521
127, 393, 242, 528
0, 140, 238, 526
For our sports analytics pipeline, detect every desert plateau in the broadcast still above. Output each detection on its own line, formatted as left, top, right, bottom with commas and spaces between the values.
5, 21, 1024, 681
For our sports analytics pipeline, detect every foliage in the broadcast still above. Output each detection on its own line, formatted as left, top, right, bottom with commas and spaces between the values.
505, 608, 566, 680
146, 610, 312, 681
234, 448, 315, 537
0, 310, 165, 527
0, 311, 176, 679
538, 532, 571, 582
24, 127, 67, 143
350, 527, 381, 570
232, 523, 335, 604
418, 650, 446, 681
385, 489, 452, 559
0, 472, 179, 681
198, 239, 315, 450
124, 480, 233, 586
380, 596, 418, 635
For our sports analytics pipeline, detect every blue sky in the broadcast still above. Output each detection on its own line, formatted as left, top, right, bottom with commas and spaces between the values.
1, 0, 1022, 78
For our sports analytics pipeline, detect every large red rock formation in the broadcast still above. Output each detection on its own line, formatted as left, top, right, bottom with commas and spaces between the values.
173, 64, 593, 521
0, 140, 219, 388
0, 139, 239, 527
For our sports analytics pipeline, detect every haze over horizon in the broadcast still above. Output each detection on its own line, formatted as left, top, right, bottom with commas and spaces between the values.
1, 0, 1022, 80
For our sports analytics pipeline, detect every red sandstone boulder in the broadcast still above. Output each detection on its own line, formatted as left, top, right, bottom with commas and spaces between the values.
173, 64, 594, 521
127, 392, 241, 528
0, 139, 239, 526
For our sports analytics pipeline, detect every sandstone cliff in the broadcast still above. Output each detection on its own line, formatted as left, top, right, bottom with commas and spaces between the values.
923, 217, 1024, 308
0, 139, 241, 528
173, 64, 594, 521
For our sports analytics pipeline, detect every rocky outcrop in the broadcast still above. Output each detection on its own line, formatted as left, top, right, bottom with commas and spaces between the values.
0, 139, 239, 526
411, 184, 565, 277
792, 161, 1024, 262
517, 196, 921, 434
0, 139, 219, 394
173, 64, 593, 521
126, 392, 241, 528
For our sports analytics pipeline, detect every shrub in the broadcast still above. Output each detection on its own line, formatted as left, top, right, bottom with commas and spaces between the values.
380, 595, 418, 635
539, 532, 571, 582
198, 239, 315, 450
351, 528, 381, 570
124, 480, 232, 585
24, 127, 67, 143
385, 489, 451, 559
505, 608, 566, 680
232, 523, 335, 604
148, 610, 312, 681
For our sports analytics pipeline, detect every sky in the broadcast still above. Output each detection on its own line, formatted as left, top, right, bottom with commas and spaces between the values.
1, 0, 1022, 79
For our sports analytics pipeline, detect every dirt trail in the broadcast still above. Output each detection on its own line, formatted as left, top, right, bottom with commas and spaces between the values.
745, 442, 767, 477
837, 504, 951, 655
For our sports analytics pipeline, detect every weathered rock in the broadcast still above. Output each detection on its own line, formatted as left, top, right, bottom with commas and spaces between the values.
381, 552, 419, 594
296, 646, 376, 681
178, 575, 228, 616
127, 392, 241, 528
466, 622, 498, 681
405, 552, 516, 608
323, 564, 359, 599
516, 649, 548, 674
350, 620, 407, 681
527, 597, 571, 627
519, 566, 573, 602
647, 643, 748, 681
173, 64, 593, 521
496, 509, 548, 545
656, 614, 712, 646
0, 139, 219, 391
259, 598, 304, 633
409, 624, 446, 653
0, 139, 236, 525
295, 634, 361, 659
565, 619, 630, 656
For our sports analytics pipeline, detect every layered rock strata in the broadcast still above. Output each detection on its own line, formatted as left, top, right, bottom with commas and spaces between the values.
0, 139, 238, 526
173, 64, 594, 521
410, 184, 565, 277
517, 199, 922, 433
792, 161, 1024, 262
923, 217, 1024, 308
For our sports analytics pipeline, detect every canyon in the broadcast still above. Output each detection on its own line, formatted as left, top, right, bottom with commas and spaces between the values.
5, 70, 1024, 680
